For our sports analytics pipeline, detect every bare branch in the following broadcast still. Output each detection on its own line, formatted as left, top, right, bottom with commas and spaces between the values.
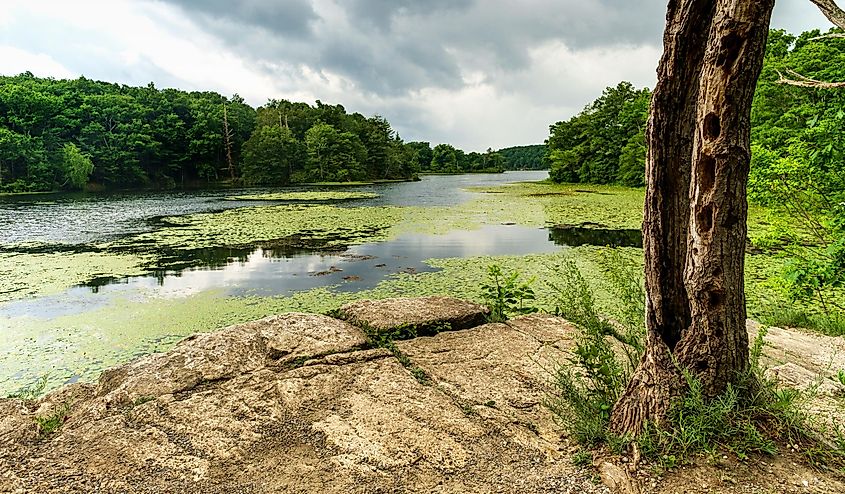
776, 69, 845, 88
809, 32, 845, 40
808, 0, 845, 30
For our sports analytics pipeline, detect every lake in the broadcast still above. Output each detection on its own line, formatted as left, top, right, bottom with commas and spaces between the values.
6, 171, 642, 394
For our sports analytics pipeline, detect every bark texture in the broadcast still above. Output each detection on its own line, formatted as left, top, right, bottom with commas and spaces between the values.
677, 0, 775, 395
610, 0, 716, 434
611, 0, 775, 434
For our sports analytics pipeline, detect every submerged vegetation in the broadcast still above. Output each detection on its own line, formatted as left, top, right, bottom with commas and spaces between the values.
225, 191, 379, 202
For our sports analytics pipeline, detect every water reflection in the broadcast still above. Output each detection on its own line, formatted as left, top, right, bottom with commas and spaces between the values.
548, 226, 643, 248
0, 172, 548, 245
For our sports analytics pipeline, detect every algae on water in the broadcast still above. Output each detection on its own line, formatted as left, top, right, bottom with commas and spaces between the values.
226, 191, 379, 202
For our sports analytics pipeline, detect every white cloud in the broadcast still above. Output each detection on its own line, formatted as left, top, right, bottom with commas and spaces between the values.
0, 0, 835, 150
0, 46, 74, 79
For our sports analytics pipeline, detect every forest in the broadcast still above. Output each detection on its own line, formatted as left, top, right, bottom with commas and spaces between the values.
547, 27, 845, 327
546, 28, 845, 191
0, 75, 513, 192
497, 145, 546, 170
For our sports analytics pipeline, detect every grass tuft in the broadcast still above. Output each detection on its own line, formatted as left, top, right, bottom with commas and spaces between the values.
35, 403, 70, 438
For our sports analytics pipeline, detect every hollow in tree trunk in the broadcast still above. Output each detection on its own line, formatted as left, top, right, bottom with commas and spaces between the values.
611, 0, 775, 435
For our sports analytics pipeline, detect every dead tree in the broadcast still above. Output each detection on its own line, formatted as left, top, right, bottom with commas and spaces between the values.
611, 0, 775, 434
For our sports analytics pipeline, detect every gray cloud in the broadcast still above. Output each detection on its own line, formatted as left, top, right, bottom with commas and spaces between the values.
157, 0, 669, 96
164, 0, 318, 38
0, 0, 834, 150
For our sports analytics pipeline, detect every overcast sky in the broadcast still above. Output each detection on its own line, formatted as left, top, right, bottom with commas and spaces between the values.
0, 0, 833, 151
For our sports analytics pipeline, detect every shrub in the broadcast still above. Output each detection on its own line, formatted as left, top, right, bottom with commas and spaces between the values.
545, 253, 645, 444
481, 264, 538, 322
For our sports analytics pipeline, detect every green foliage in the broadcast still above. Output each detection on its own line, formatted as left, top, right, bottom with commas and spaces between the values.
759, 306, 845, 337
546, 81, 650, 186
6, 374, 48, 400
132, 395, 156, 407
545, 254, 645, 445
480, 264, 538, 322
0, 74, 425, 191
34, 403, 70, 438
747, 28, 845, 321
837, 370, 845, 388
496, 144, 547, 170
571, 449, 593, 467
60, 143, 93, 190
357, 321, 443, 386
241, 125, 304, 185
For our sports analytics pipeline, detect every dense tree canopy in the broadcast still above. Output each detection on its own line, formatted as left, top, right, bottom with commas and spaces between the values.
546, 82, 651, 186
415, 143, 506, 174
546, 28, 845, 193
0, 75, 460, 192
496, 144, 547, 170
747, 28, 845, 313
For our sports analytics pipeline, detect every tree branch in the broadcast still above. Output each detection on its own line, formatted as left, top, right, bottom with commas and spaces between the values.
809, 32, 845, 40
808, 0, 845, 30
777, 69, 845, 88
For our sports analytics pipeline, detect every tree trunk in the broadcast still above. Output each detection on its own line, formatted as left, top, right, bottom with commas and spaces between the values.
611, 0, 774, 435
677, 0, 774, 395
611, 0, 717, 434
223, 104, 236, 181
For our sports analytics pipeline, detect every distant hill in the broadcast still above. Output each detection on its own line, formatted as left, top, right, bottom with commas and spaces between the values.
496, 144, 547, 170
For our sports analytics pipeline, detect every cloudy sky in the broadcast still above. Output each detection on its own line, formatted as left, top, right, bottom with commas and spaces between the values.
0, 0, 833, 150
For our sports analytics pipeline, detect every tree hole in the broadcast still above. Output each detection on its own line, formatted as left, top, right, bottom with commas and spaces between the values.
716, 32, 745, 69
723, 208, 740, 228
703, 112, 721, 141
699, 154, 716, 193
696, 204, 714, 234
707, 290, 723, 308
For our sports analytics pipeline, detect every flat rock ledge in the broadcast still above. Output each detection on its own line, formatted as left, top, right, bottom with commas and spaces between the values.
1, 301, 843, 494
0, 304, 601, 494
338, 296, 490, 334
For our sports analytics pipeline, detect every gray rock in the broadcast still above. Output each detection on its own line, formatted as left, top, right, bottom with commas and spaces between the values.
338, 296, 489, 335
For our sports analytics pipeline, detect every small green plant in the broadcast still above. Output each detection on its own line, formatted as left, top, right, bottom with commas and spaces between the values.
481, 264, 538, 322
7, 375, 49, 400
545, 255, 845, 470
571, 449, 593, 467
358, 322, 434, 386
837, 369, 845, 387
35, 403, 70, 437
760, 307, 845, 337
545, 254, 645, 445
132, 396, 156, 407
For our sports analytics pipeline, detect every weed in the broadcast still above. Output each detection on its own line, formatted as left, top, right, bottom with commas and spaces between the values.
481, 264, 538, 322
356, 322, 434, 386
459, 402, 478, 416
545, 255, 645, 445
34, 403, 70, 437
132, 396, 155, 407
572, 450, 593, 467
837, 369, 845, 388
7, 375, 48, 401
545, 254, 845, 470
760, 307, 845, 337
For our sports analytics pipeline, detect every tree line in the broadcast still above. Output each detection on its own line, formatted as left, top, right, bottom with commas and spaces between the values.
497, 145, 546, 170
545, 28, 845, 191
0, 74, 513, 192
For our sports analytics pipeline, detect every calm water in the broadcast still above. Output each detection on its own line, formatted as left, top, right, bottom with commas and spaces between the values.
0, 172, 544, 245
0, 171, 646, 392
0, 172, 558, 317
